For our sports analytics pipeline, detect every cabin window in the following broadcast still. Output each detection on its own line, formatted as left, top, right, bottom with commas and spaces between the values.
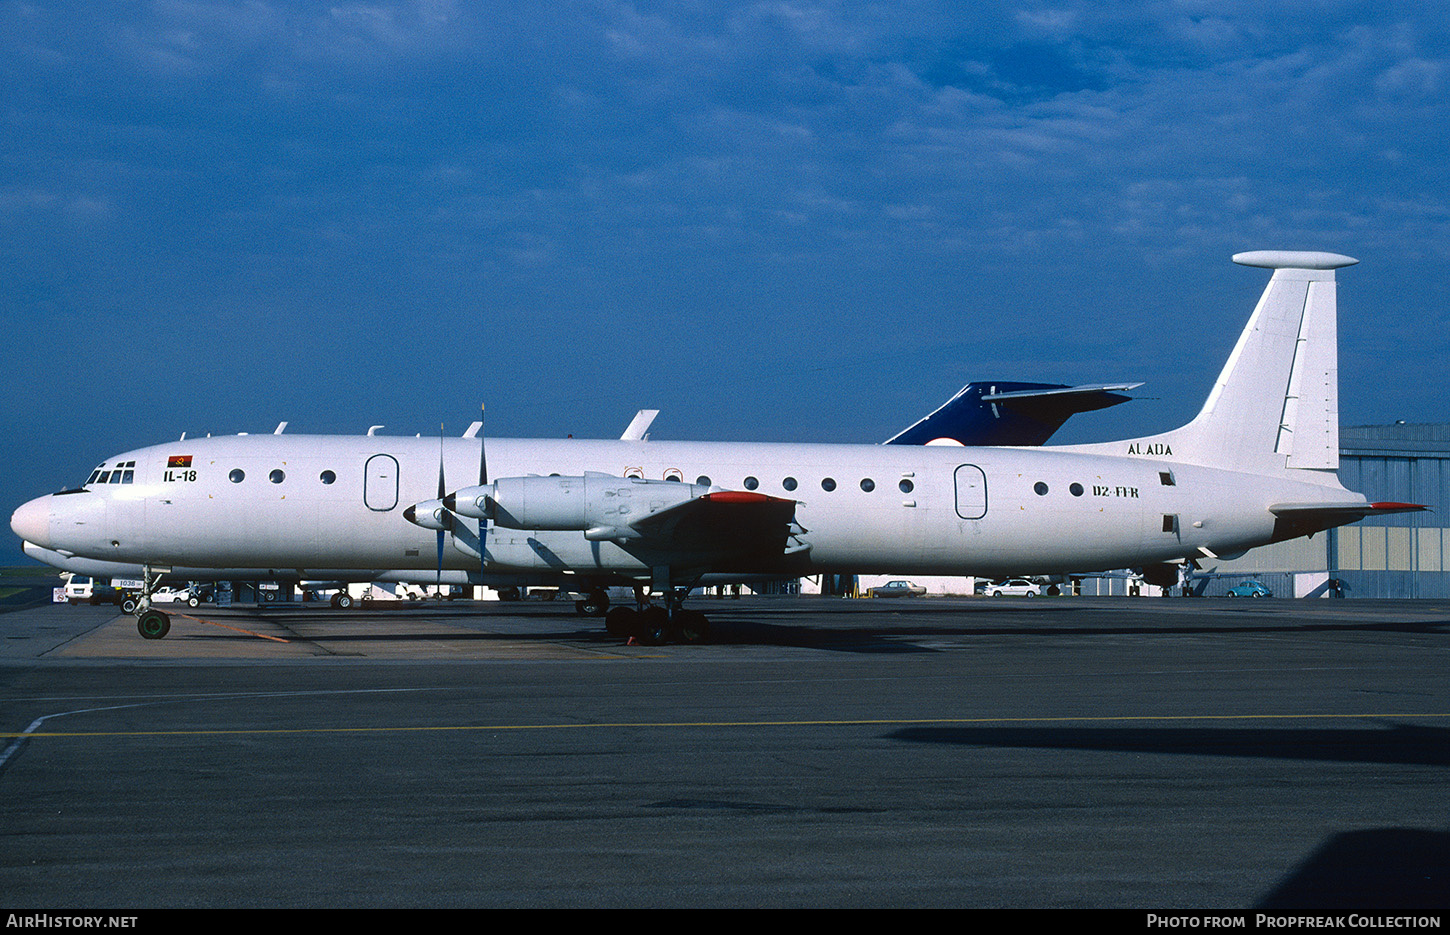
269, 469, 285, 484
743, 476, 759, 491
860, 478, 875, 492
320, 470, 336, 485
899, 479, 914, 494
782, 477, 798, 491
1070, 483, 1084, 497
229, 469, 245, 483
1034, 482, 1049, 496
696, 475, 711, 487
821, 478, 837, 492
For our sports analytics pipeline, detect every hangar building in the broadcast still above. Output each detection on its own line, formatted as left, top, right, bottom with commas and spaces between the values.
1198, 423, 1450, 598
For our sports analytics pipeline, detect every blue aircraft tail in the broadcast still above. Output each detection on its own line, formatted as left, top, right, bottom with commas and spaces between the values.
885, 382, 1140, 447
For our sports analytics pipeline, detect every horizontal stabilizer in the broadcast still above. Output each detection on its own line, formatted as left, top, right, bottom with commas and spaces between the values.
1267, 501, 1428, 542
1270, 501, 1429, 517
981, 382, 1142, 403
886, 381, 1140, 448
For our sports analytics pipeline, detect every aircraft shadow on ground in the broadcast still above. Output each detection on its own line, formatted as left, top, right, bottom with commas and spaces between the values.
1255, 828, 1450, 913
183, 602, 1450, 652
186, 606, 937, 652
666, 612, 1450, 651
887, 723, 1450, 766
710, 602, 1450, 637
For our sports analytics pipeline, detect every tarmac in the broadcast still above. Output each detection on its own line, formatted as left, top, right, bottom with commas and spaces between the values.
1, 595, 1447, 909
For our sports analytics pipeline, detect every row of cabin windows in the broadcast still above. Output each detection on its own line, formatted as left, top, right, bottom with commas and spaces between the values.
228, 469, 337, 485
1030, 471, 1176, 498
220, 467, 915, 495
146, 466, 1176, 499
725, 476, 913, 494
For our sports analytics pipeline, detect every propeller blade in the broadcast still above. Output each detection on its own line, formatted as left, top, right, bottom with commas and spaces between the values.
437, 423, 445, 592
478, 404, 488, 575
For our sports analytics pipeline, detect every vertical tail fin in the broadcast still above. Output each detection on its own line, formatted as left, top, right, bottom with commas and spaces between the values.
1065, 251, 1357, 477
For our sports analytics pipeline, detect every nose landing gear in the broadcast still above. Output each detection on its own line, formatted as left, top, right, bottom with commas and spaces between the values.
130, 565, 172, 639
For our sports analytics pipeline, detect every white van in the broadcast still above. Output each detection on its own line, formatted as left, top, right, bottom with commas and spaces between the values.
63, 575, 93, 602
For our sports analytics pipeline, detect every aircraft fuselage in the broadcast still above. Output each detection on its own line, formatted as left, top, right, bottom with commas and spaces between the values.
14, 432, 1342, 581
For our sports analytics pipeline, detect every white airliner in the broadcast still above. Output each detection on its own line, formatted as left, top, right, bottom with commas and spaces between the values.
10, 251, 1421, 642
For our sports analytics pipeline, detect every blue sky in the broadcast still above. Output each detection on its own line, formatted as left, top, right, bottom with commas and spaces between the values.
4, 2, 1449, 554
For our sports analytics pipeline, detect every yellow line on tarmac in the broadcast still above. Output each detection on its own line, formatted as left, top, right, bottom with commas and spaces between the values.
4, 710, 1447, 739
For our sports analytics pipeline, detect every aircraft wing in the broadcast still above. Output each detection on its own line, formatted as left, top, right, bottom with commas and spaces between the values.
620, 490, 802, 567
885, 381, 1142, 447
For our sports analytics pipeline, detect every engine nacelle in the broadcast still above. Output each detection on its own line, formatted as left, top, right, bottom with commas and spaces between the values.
449, 474, 710, 532
402, 499, 452, 531
1139, 562, 1182, 588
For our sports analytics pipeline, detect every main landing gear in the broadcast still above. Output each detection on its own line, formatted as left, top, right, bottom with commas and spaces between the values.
602, 586, 711, 645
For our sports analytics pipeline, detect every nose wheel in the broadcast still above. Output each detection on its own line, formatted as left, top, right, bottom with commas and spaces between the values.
137, 608, 171, 640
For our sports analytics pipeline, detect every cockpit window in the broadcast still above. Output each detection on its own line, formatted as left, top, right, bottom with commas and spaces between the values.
86, 461, 135, 487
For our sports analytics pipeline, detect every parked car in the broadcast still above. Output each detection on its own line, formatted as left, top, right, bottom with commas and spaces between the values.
63, 575, 94, 602
868, 580, 927, 598
1226, 580, 1272, 598
985, 578, 1042, 597
153, 586, 212, 607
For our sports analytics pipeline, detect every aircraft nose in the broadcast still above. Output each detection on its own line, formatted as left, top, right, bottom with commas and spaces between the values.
10, 496, 52, 548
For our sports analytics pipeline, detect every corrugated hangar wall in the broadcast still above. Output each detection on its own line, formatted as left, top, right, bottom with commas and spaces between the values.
1197, 424, 1450, 598
1331, 424, 1450, 599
